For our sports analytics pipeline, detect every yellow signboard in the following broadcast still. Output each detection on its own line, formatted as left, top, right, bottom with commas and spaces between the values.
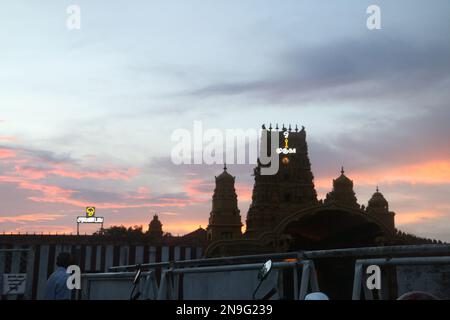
86, 207, 96, 217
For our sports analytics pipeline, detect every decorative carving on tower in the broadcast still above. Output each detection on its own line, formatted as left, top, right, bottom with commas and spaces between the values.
245, 125, 318, 237
325, 167, 359, 208
367, 187, 395, 233
207, 165, 243, 242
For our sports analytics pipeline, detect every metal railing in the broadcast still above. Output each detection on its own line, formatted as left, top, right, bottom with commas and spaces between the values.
109, 244, 450, 273
352, 256, 450, 300
156, 260, 318, 300
100, 244, 450, 300
108, 251, 300, 272
80, 271, 158, 300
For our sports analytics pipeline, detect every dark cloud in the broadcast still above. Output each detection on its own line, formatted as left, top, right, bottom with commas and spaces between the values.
189, 34, 450, 105
309, 103, 450, 174
60, 186, 192, 207
0, 144, 75, 165
70, 189, 124, 203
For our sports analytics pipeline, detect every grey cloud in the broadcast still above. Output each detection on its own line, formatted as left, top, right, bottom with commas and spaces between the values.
309, 104, 450, 174
148, 156, 256, 184
70, 187, 192, 206
1, 144, 76, 165
189, 35, 450, 105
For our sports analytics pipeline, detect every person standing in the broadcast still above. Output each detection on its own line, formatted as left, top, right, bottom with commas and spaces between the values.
45, 252, 73, 300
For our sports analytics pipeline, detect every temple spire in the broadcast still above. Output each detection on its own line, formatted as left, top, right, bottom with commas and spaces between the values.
207, 167, 242, 241
324, 167, 359, 208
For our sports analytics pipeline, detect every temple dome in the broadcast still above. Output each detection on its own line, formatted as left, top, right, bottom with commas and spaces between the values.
334, 167, 353, 187
366, 187, 395, 233
149, 215, 162, 228
324, 167, 359, 208
368, 187, 389, 211
215, 165, 234, 182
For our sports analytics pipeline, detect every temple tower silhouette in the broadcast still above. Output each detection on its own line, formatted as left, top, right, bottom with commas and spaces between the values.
148, 214, 163, 238
245, 124, 318, 237
324, 167, 359, 208
367, 187, 395, 234
207, 165, 243, 241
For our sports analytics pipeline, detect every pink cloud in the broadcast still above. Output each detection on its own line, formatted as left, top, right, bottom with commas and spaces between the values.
126, 186, 152, 200
0, 170, 195, 209
0, 136, 17, 142
13, 164, 139, 181
0, 148, 16, 159
184, 179, 213, 201
0, 213, 65, 223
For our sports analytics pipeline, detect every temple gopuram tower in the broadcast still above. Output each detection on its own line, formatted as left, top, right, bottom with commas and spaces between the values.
245, 124, 318, 237
207, 165, 243, 241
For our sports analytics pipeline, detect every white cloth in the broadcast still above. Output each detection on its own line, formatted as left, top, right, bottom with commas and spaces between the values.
305, 292, 329, 300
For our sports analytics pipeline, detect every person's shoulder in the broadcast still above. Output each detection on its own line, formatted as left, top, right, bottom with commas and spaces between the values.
48, 268, 67, 280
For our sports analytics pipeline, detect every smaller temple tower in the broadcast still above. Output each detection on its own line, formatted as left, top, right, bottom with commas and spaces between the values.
367, 187, 396, 234
148, 214, 163, 238
325, 167, 359, 208
207, 165, 243, 242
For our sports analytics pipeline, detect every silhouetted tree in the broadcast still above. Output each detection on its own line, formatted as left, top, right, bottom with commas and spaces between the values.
95, 225, 144, 237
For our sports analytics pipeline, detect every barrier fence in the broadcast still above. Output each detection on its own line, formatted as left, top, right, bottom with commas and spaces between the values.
98, 244, 450, 300
0, 243, 203, 300
2, 244, 449, 299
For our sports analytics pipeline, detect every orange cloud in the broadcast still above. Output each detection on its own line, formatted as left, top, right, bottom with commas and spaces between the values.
315, 160, 450, 189
395, 211, 444, 225
235, 182, 252, 202
2, 225, 75, 235
157, 220, 206, 235
0, 213, 65, 223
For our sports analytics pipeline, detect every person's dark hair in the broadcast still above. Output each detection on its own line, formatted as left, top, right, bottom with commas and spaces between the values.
397, 291, 440, 300
56, 252, 72, 269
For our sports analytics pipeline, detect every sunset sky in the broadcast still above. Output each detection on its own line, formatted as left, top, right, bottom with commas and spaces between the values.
1, 0, 449, 241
